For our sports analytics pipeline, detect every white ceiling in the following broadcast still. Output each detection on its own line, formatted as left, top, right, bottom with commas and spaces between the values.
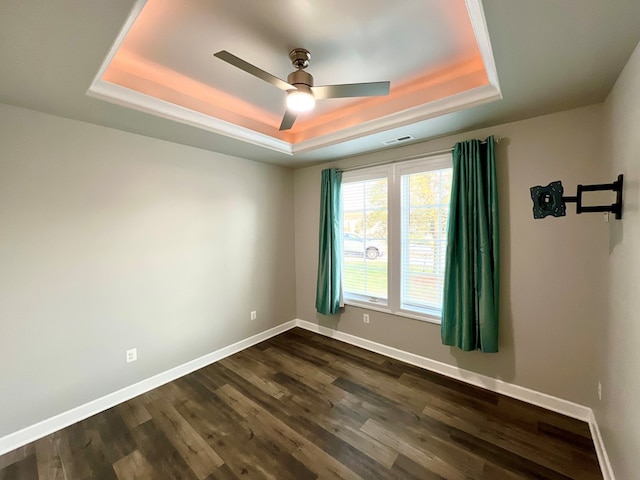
1, 0, 639, 167
88, 0, 498, 155
121, 0, 477, 116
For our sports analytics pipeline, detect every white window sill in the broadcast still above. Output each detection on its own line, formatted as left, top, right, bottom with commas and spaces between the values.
343, 299, 442, 325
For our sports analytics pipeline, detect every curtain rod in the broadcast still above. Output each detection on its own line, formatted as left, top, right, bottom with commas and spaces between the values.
339, 136, 502, 173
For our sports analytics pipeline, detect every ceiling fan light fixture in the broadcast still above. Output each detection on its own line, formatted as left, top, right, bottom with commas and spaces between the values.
286, 87, 315, 112
214, 48, 390, 130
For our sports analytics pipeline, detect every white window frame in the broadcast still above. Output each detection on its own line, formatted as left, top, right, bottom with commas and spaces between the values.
340, 165, 391, 307
341, 154, 452, 324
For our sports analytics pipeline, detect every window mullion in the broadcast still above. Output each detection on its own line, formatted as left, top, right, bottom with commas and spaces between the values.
388, 165, 401, 312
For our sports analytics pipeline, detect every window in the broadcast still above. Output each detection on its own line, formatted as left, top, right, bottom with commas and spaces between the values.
341, 155, 452, 322
342, 174, 388, 304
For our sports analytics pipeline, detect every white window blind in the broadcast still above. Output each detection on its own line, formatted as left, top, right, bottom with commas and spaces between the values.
400, 167, 452, 315
341, 155, 452, 322
342, 176, 388, 303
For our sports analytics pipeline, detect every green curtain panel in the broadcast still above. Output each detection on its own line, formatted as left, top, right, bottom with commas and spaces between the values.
442, 136, 500, 352
315, 168, 343, 315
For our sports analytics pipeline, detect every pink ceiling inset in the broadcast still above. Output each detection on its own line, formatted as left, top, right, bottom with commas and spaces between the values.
90, 0, 501, 153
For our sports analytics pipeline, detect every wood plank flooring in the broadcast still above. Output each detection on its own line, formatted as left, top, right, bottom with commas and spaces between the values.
0, 328, 602, 479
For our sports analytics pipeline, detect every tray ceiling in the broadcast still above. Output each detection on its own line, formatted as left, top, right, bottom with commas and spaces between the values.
3, 0, 639, 166
88, 0, 501, 155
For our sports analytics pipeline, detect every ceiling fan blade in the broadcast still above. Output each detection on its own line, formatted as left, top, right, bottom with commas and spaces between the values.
279, 110, 297, 131
312, 81, 390, 100
214, 50, 294, 92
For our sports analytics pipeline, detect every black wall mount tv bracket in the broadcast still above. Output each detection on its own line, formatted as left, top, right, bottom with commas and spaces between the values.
530, 174, 624, 220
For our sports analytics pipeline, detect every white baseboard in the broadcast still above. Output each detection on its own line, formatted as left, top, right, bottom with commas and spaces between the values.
294, 319, 590, 420
293, 318, 615, 480
0, 317, 615, 480
0, 320, 297, 456
588, 411, 615, 480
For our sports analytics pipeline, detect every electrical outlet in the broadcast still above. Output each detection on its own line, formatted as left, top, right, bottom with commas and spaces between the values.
126, 348, 137, 363
363, 313, 370, 324
598, 382, 602, 401
250, 310, 257, 321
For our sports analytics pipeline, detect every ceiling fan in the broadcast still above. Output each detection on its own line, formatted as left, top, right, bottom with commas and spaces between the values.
214, 48, 391, 131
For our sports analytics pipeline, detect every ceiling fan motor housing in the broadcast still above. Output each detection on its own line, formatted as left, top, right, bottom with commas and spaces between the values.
287, 69, 314, 88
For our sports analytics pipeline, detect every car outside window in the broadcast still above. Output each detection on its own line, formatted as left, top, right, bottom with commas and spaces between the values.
341, 155, 452, 323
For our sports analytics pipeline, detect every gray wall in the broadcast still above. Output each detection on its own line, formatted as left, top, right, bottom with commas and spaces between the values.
294, 104, 609, 407
597, 40, 640, 478
0, 103, 296, 437
3, 49, 639, 474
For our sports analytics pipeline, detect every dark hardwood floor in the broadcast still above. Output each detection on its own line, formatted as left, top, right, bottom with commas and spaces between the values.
0, 328, 602, 479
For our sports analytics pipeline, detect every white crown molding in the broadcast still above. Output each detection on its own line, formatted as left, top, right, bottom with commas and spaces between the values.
292, 84, 501, 155
466, 0, 502, 92
87, 80, 294, 155
86, 0, 502, 156
89, 0, 148, 89
86, 0, 293, 156
0, 320, 297, 456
